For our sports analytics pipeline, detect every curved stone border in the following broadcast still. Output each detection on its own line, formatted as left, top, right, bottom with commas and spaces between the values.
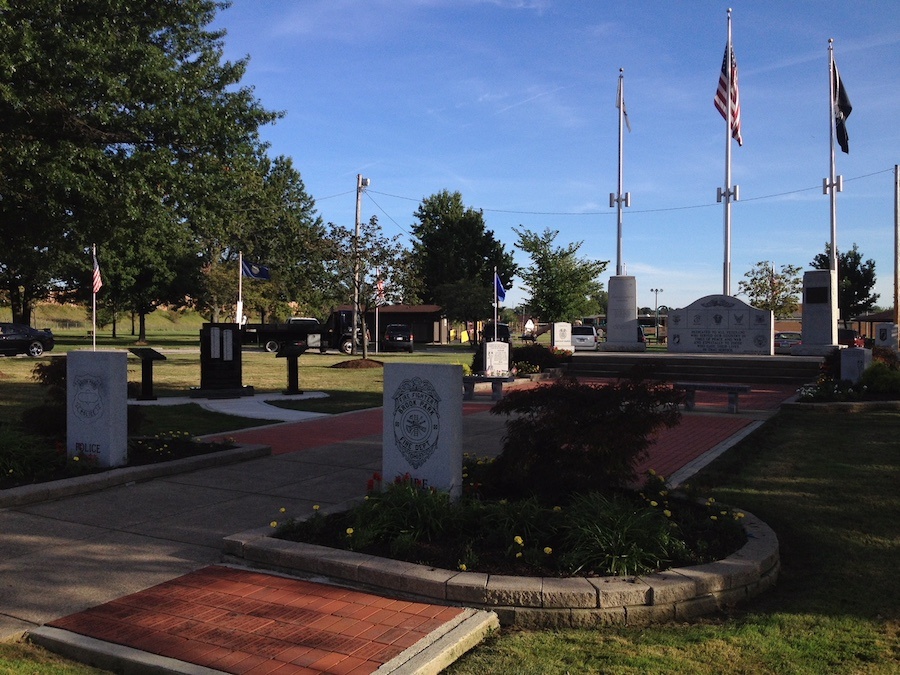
222, 509, 779, 628
0, 444, 270, 509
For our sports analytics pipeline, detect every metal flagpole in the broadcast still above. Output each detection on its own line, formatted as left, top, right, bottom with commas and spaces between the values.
824, 39, 842, 273
717, 8, 738, 296
493, 266, 499, 337
894, 164, 899, 332
611, 68, 630, 276
92, 244, 97, 351
236, 251, 244, 324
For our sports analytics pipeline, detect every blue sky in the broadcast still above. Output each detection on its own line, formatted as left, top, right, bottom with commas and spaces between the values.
211, 1, 900, 313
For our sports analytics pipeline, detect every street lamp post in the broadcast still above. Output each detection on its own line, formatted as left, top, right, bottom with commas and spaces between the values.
650, 288, 663, 341
352, 174, 370, 355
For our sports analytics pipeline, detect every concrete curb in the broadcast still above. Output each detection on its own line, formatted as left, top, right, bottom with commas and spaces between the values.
29, 626, 226, 674
223, 510, 779, 629
0, 444, 271, 509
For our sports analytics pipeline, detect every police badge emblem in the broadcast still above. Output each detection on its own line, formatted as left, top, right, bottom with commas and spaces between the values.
391, 376, 441, 469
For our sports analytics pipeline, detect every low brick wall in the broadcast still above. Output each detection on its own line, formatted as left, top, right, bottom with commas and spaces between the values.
223, 510, 779, 628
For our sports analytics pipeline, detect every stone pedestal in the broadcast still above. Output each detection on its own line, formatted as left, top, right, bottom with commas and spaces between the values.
67, 350, 128, 468
602, 275, 646, 352
874, 323, 898, 351
483, 341, 510, 375
550, 322, 572, 350
840, 348, 872, 383
383, 364, 463, 498
794, 269, 838, 355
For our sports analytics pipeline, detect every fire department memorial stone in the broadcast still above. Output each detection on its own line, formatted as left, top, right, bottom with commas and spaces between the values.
383, 363, 463, 498
668, 294, 773, 355
67, 350, 128, 468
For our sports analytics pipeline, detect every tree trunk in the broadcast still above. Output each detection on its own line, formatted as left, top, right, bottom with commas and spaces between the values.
138, 312, 147, 343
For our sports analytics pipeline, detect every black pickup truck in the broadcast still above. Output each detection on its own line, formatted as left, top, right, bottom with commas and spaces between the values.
241, 312, 367, 354
240, 317, 325, 353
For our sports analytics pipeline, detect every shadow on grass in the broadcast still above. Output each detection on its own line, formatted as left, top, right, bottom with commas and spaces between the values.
687, 407, 899, 623
263, 390, 382, 415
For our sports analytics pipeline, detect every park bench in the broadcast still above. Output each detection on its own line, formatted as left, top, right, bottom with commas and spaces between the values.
519, 333, 537, 344
463, 374, 515, 401
674, 381, 752, 414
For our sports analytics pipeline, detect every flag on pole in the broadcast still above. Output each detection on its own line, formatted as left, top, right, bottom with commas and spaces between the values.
92, 248, 103, 294
714, 44, 743, 146
241, 259, 270, 280
494, 273, 506, 303
832, 59, 852, 154
616, 75, 631, 132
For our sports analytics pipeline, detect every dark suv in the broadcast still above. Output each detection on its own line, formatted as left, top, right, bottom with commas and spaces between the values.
383, 324, 414, 352
0, 323, 55, 357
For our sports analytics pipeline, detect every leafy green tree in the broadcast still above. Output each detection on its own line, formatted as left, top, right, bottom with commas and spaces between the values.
811, 243, 879, 324
410, 190, 516, 323
737, 261, 802, 319
513, 227, 608, 322
0, 0, 279, 324
328, 216, 414, 358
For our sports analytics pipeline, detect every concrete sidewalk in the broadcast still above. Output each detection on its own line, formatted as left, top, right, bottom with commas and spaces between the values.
0, 383, 796, 673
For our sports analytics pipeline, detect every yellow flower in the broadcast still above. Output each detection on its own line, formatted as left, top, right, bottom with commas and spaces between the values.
346, 528, 354, 536
663, 509, 672, 518
552, 506, 562, 512
735, 512, 745, 519
458, 563, 467, 571
515, 552, 522, 558
650, 500, 659, 507
514, 536, 524, 546
270, 521, 278, 528
648, 469, 656, 476
543, 547, 552, 555
313, 504, 320, 511
710, 515, 718, 521
279, 507, 286, 513
73, 456, 80, 462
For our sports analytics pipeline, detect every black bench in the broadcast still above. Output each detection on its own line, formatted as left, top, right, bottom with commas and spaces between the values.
519, 333, 537, 344
674, 382, 752, 414
463, 374, 515, 401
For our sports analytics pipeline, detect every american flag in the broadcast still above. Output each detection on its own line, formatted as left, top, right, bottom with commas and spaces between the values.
714, 44, 742, 146
92, 249, 103, 294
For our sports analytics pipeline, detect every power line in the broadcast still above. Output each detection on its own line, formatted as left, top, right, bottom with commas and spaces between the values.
366, 167, 896, 217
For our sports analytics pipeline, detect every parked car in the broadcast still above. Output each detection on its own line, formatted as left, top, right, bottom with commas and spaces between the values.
0, 323, 55, 357
383, 323, 414, 352
572, 325, 600, 351
774, 331, 802, 354
838, 329, 865, 348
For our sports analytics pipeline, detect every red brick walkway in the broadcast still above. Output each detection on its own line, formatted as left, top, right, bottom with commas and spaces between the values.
48, 566, 465, 675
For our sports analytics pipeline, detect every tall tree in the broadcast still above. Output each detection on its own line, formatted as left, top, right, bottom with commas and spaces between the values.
328, 216, 413, 358
810, 243, 879, 324
410, 190, 516, 322
0, 0, 279, 324
513, 227, 608, 322
737, 261, 803, 319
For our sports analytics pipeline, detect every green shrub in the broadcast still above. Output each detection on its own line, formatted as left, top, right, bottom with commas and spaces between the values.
486, 376, 684, 499
0, 425, 61, 484
859, 360, 900, 397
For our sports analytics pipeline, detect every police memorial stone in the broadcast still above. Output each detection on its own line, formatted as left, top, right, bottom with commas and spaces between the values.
67, 350, 128, 468
383, 363, 463, 498
668, 294, 773, 355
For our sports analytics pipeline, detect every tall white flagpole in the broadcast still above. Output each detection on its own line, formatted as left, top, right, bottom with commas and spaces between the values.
236, 251, 244, 324
718, 8, 738, 296
612, 68, 631, 276
825, 39, 842, 273
92, 244, 97, 351
493, 266, 499, 337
